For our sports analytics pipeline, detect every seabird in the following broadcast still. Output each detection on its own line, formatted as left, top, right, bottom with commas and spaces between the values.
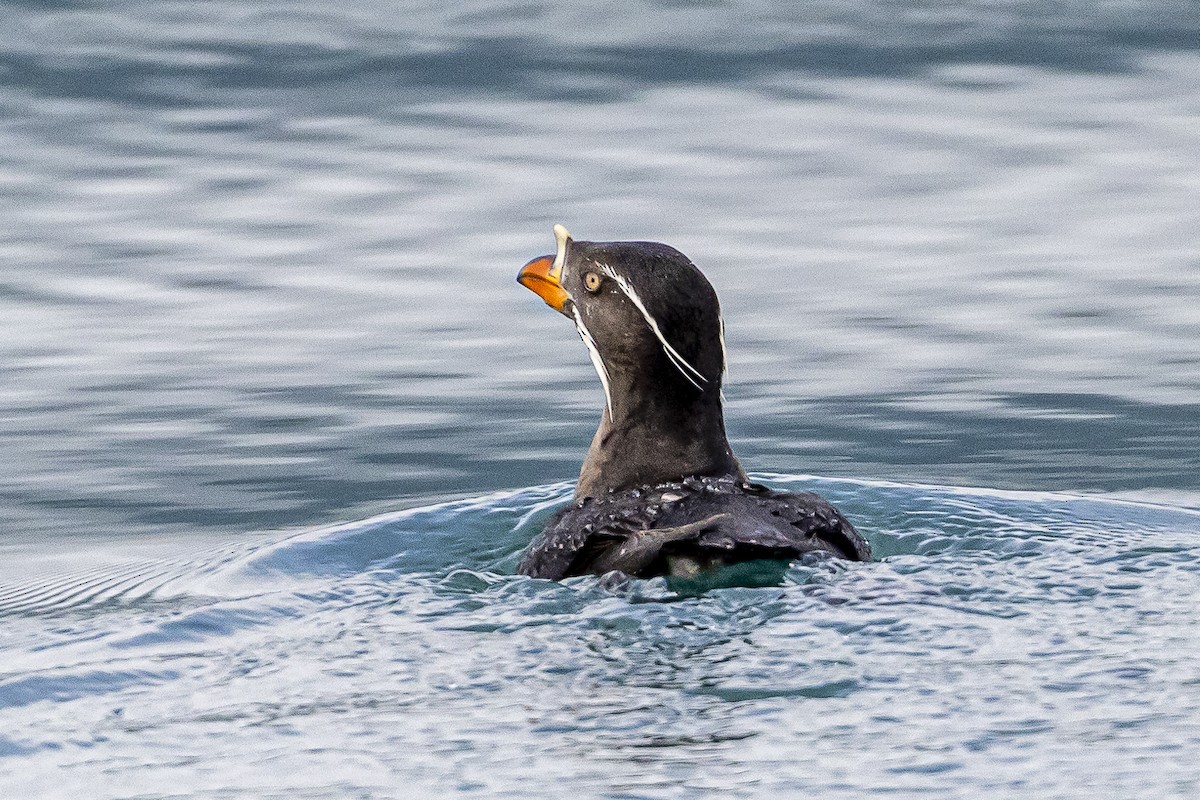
515, 225, 870, 580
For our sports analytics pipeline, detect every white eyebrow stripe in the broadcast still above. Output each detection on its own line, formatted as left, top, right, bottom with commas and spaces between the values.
572, 304, 614, 422
600, 264, 708, 390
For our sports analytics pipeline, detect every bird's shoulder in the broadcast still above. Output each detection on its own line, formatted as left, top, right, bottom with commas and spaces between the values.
515, 485, 667, 580
703, 481, 871, 561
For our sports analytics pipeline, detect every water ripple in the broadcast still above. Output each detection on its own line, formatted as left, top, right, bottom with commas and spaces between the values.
3, 476, 1198, 797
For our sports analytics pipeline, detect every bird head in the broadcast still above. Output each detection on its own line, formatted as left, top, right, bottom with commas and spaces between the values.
518, 224, 727, 422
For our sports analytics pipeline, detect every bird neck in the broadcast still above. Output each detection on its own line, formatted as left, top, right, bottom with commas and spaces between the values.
574, 383, 743, 499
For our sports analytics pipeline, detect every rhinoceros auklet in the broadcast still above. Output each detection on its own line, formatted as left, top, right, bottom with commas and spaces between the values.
515, 225, 870, 580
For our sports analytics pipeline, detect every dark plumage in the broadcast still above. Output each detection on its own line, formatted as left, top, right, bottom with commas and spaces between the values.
515, 225, 870, 580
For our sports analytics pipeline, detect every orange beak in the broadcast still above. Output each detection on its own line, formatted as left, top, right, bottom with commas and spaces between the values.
518, 254, 571, 317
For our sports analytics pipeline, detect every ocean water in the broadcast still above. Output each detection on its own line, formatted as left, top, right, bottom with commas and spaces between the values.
2, 1, 1199, 797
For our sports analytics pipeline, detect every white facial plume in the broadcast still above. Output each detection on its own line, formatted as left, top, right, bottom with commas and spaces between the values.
600, 264, 709, 391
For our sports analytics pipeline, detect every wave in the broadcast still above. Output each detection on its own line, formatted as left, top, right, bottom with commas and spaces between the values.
2, 475, 1197, 620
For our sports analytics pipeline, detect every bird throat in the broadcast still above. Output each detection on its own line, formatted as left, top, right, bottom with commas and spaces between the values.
574, 387, 742, 500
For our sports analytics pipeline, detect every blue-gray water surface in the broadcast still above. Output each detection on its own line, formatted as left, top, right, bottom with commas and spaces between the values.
2, 2, 1199, 797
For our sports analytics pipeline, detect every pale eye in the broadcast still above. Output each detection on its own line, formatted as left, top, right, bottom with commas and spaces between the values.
584, 272, 603, 293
